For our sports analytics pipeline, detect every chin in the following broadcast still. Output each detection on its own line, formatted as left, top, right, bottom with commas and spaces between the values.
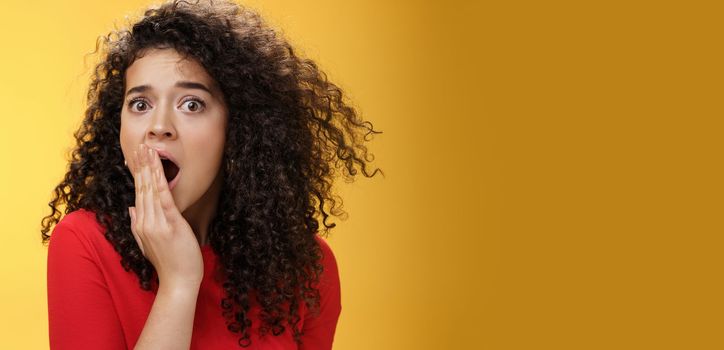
172, 192, 187, 214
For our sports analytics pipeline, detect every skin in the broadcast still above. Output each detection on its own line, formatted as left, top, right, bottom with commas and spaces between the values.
120, 47, 228, 247
119, 47, 228, 348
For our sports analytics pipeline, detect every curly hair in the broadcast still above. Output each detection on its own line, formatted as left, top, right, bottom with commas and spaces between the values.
40, 0, 382, 347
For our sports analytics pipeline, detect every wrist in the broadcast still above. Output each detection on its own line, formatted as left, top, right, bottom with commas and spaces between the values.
158, 281, 201, 297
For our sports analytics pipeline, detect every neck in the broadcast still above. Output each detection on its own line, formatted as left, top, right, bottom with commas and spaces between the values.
181, 172, 223, 246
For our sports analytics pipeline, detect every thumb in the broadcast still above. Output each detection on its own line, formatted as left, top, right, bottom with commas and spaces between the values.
128, 206, 144, 254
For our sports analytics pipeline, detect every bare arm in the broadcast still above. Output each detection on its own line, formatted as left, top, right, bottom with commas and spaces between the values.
128, 145, 205, 349
134, 283, 200, 350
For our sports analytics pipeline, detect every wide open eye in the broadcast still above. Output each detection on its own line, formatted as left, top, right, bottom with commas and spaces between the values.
129, 98, 151, 112
181, 98, 206, 112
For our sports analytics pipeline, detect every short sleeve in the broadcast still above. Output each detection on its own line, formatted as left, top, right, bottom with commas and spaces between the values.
47, 217, 127, 350
299, 237, 342, 350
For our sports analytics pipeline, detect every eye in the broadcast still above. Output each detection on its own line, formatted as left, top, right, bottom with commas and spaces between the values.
128, 97, 150, 112
181, 98, 206, 112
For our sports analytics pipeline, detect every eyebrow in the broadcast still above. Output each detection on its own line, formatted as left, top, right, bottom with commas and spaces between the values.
125, 81, 213, 96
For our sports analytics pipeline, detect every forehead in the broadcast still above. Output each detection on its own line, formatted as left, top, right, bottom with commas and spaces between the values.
125, 48, 216, 89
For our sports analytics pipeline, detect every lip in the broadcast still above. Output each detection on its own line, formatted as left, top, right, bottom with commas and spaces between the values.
167, 170, 181, 190
147, 147, 179, 167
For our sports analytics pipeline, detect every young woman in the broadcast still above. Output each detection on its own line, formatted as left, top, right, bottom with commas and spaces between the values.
40, 1, 382, 349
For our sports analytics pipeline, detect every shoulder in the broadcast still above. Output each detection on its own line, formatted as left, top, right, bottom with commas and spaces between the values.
312, 235, 341, 291
300, 236, 342, 339
314, 236, 339, 273
55, 208, 103, 230
50, 208, 106, 251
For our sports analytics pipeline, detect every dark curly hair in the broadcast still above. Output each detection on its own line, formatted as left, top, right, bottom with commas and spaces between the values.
40, 0, 383, 347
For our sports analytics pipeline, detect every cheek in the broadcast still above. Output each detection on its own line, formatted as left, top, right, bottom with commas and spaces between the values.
119, 120, 143, 167
190, 123, 226, 153
190, 137, 225, 165
185, 131, 226, 174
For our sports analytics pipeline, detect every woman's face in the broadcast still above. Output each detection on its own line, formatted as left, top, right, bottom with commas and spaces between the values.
120, 47, 228, 213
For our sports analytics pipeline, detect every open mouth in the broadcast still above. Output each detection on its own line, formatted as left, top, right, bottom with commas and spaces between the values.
160, 157, 180, 184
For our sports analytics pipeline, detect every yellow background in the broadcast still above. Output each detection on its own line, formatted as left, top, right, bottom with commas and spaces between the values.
1, 0, 721, 349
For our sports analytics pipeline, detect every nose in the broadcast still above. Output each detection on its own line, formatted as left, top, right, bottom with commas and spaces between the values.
146, 104, 177, 140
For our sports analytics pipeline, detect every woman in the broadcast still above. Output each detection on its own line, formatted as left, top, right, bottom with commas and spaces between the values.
40, 0, 382, 349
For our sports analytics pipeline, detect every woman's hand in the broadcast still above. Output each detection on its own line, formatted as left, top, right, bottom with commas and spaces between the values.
128, 143, 203, 289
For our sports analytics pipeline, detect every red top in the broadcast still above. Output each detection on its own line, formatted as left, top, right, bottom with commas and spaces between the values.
47, 208, 341, 349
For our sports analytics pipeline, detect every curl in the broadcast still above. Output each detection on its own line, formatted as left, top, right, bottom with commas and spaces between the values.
40, 0, 382, 347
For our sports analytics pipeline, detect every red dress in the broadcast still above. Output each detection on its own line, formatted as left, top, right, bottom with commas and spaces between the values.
47, 208, 341, 349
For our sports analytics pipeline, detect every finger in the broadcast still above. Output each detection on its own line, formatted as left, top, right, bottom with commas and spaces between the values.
128, 206, 144, 255
142, 146, 156, 225
133, 148, 145, 232
149, 148, 165, 222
